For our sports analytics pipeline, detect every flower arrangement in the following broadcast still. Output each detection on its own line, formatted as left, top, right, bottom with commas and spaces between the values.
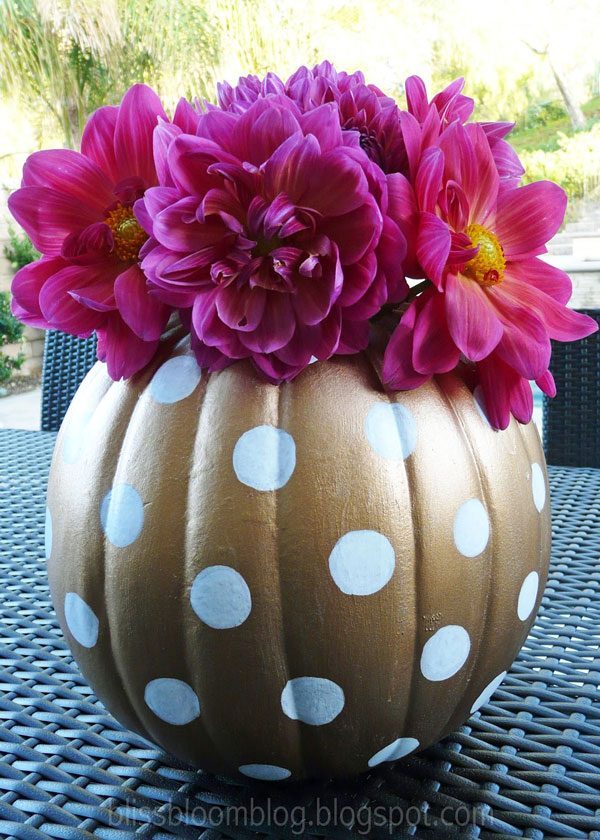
9, 62, 597, 429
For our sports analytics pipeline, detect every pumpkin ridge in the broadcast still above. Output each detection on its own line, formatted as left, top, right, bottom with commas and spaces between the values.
431, 373, 497, 736
397, 407, 422, 744
361, 347, 420, 745
98, 373, 153, 737
513, 420, 550, 616
181, 360, 221, 763
271, 376, 306, 775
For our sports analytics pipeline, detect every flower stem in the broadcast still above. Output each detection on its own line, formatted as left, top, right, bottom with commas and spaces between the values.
371, 279, 432, 325
404, 279, 431, 302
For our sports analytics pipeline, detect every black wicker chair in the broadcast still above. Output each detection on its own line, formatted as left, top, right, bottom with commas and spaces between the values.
40, 330, 97, 432
543, 308, 600, 468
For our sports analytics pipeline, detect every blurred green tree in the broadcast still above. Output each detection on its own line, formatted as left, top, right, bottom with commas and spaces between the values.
0, 0, 220, 148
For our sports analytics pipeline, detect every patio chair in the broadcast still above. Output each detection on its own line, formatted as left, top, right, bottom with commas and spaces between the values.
543, 308, 600, 468
40, 329, 97, 431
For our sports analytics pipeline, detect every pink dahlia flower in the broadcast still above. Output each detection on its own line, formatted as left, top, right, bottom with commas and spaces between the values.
382, 121, 598, 429
140, 96, 407, 381
401, 76, 523, 188
8, 85, 173, 379
217, 61, 407, 174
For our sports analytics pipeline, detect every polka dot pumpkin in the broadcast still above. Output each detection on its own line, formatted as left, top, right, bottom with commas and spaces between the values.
46, 332, 551, 781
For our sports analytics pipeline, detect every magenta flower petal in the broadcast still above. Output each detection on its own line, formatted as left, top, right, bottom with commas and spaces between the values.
375, 216, 408, 303
302, 149, 369, 217
480, 121, 514, 141
444, 272, 503, 361
501, 274, 599, 343
80, 105, 119, 181
476, 356, 512, 429
298, 103, 344, 151
405, 75, 429, 121
416, 211, 451, 289
263, 134, 320, 203
22, 149, 114, 215
338, 253, 377, 306
154, 196, 225, 252
96, 315, 159, 380
197, 109, 239, 150
114, 265, 170, 341
39, 264, 114, 335
509, 375, 534, 424
536, 369, 556, 398
193, 293, 248, 358
490, 138, 524, 188
154, 120, 181, 188
173, 97, 201, 133
8, 187, 100, 255
191, 333, 233, 372
277, 311, 342, 365
233, 99, 301, 165
336, 316, 369, 354
139, 186, 180, 225
492, 289, 551, 379
415, 147, 444, 214
114, 84, 166, 185
494, 182, 567, 258
70, 275, 117, 312
508, 257, 573, 305
399, 110, 422, 180
293, 260, 342, 325
412, 289, 460, 375
215, 284, 266, 331
431, 77, 474, 124
382, 300, 430, 390
320, 200, 382, 263
238, 293, 296, 354
11, 257, 67, 326
168, 134, 235, 196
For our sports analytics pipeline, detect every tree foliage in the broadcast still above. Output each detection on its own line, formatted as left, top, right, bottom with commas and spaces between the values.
0, 291, 24, 384
0, 0, 220, 147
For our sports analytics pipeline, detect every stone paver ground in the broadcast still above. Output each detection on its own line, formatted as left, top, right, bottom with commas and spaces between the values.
0, 387, 40, 430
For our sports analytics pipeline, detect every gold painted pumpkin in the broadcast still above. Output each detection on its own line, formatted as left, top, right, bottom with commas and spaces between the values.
46, 329, 551, 781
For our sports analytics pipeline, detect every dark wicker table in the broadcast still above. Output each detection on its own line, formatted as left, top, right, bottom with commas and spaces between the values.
1, 429, 599, 839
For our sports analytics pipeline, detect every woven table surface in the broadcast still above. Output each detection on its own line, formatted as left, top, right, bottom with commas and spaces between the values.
0, 429, 599, 840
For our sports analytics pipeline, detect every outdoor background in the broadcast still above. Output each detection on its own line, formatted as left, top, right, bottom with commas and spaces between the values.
0, 0, 599, 428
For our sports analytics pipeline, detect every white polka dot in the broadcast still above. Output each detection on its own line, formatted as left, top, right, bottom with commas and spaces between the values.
239, 764, 291, 781
531, 463, 546, 512
233, 425, 296, 491
64, 592, 99, 648
100, 484, 144, 548
62, 404, 94, 463
144, 678, 200, 725
420, 625, 471, 682
309, 355, 318, 364
328, 530, 395, 595
190, 565, 252, 629
281, 677, 345, 725
365, 402, 417, 460
368, 737, 420, 768
453, 498, 490, 558
45, 507, 52, 560
470, 670, 507, 714
150, 355, 201, 404
517, 571, 539, 621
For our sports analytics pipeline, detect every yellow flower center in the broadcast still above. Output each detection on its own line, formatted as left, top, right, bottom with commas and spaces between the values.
105, 204, 147, 262
464, 223, 505, 287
